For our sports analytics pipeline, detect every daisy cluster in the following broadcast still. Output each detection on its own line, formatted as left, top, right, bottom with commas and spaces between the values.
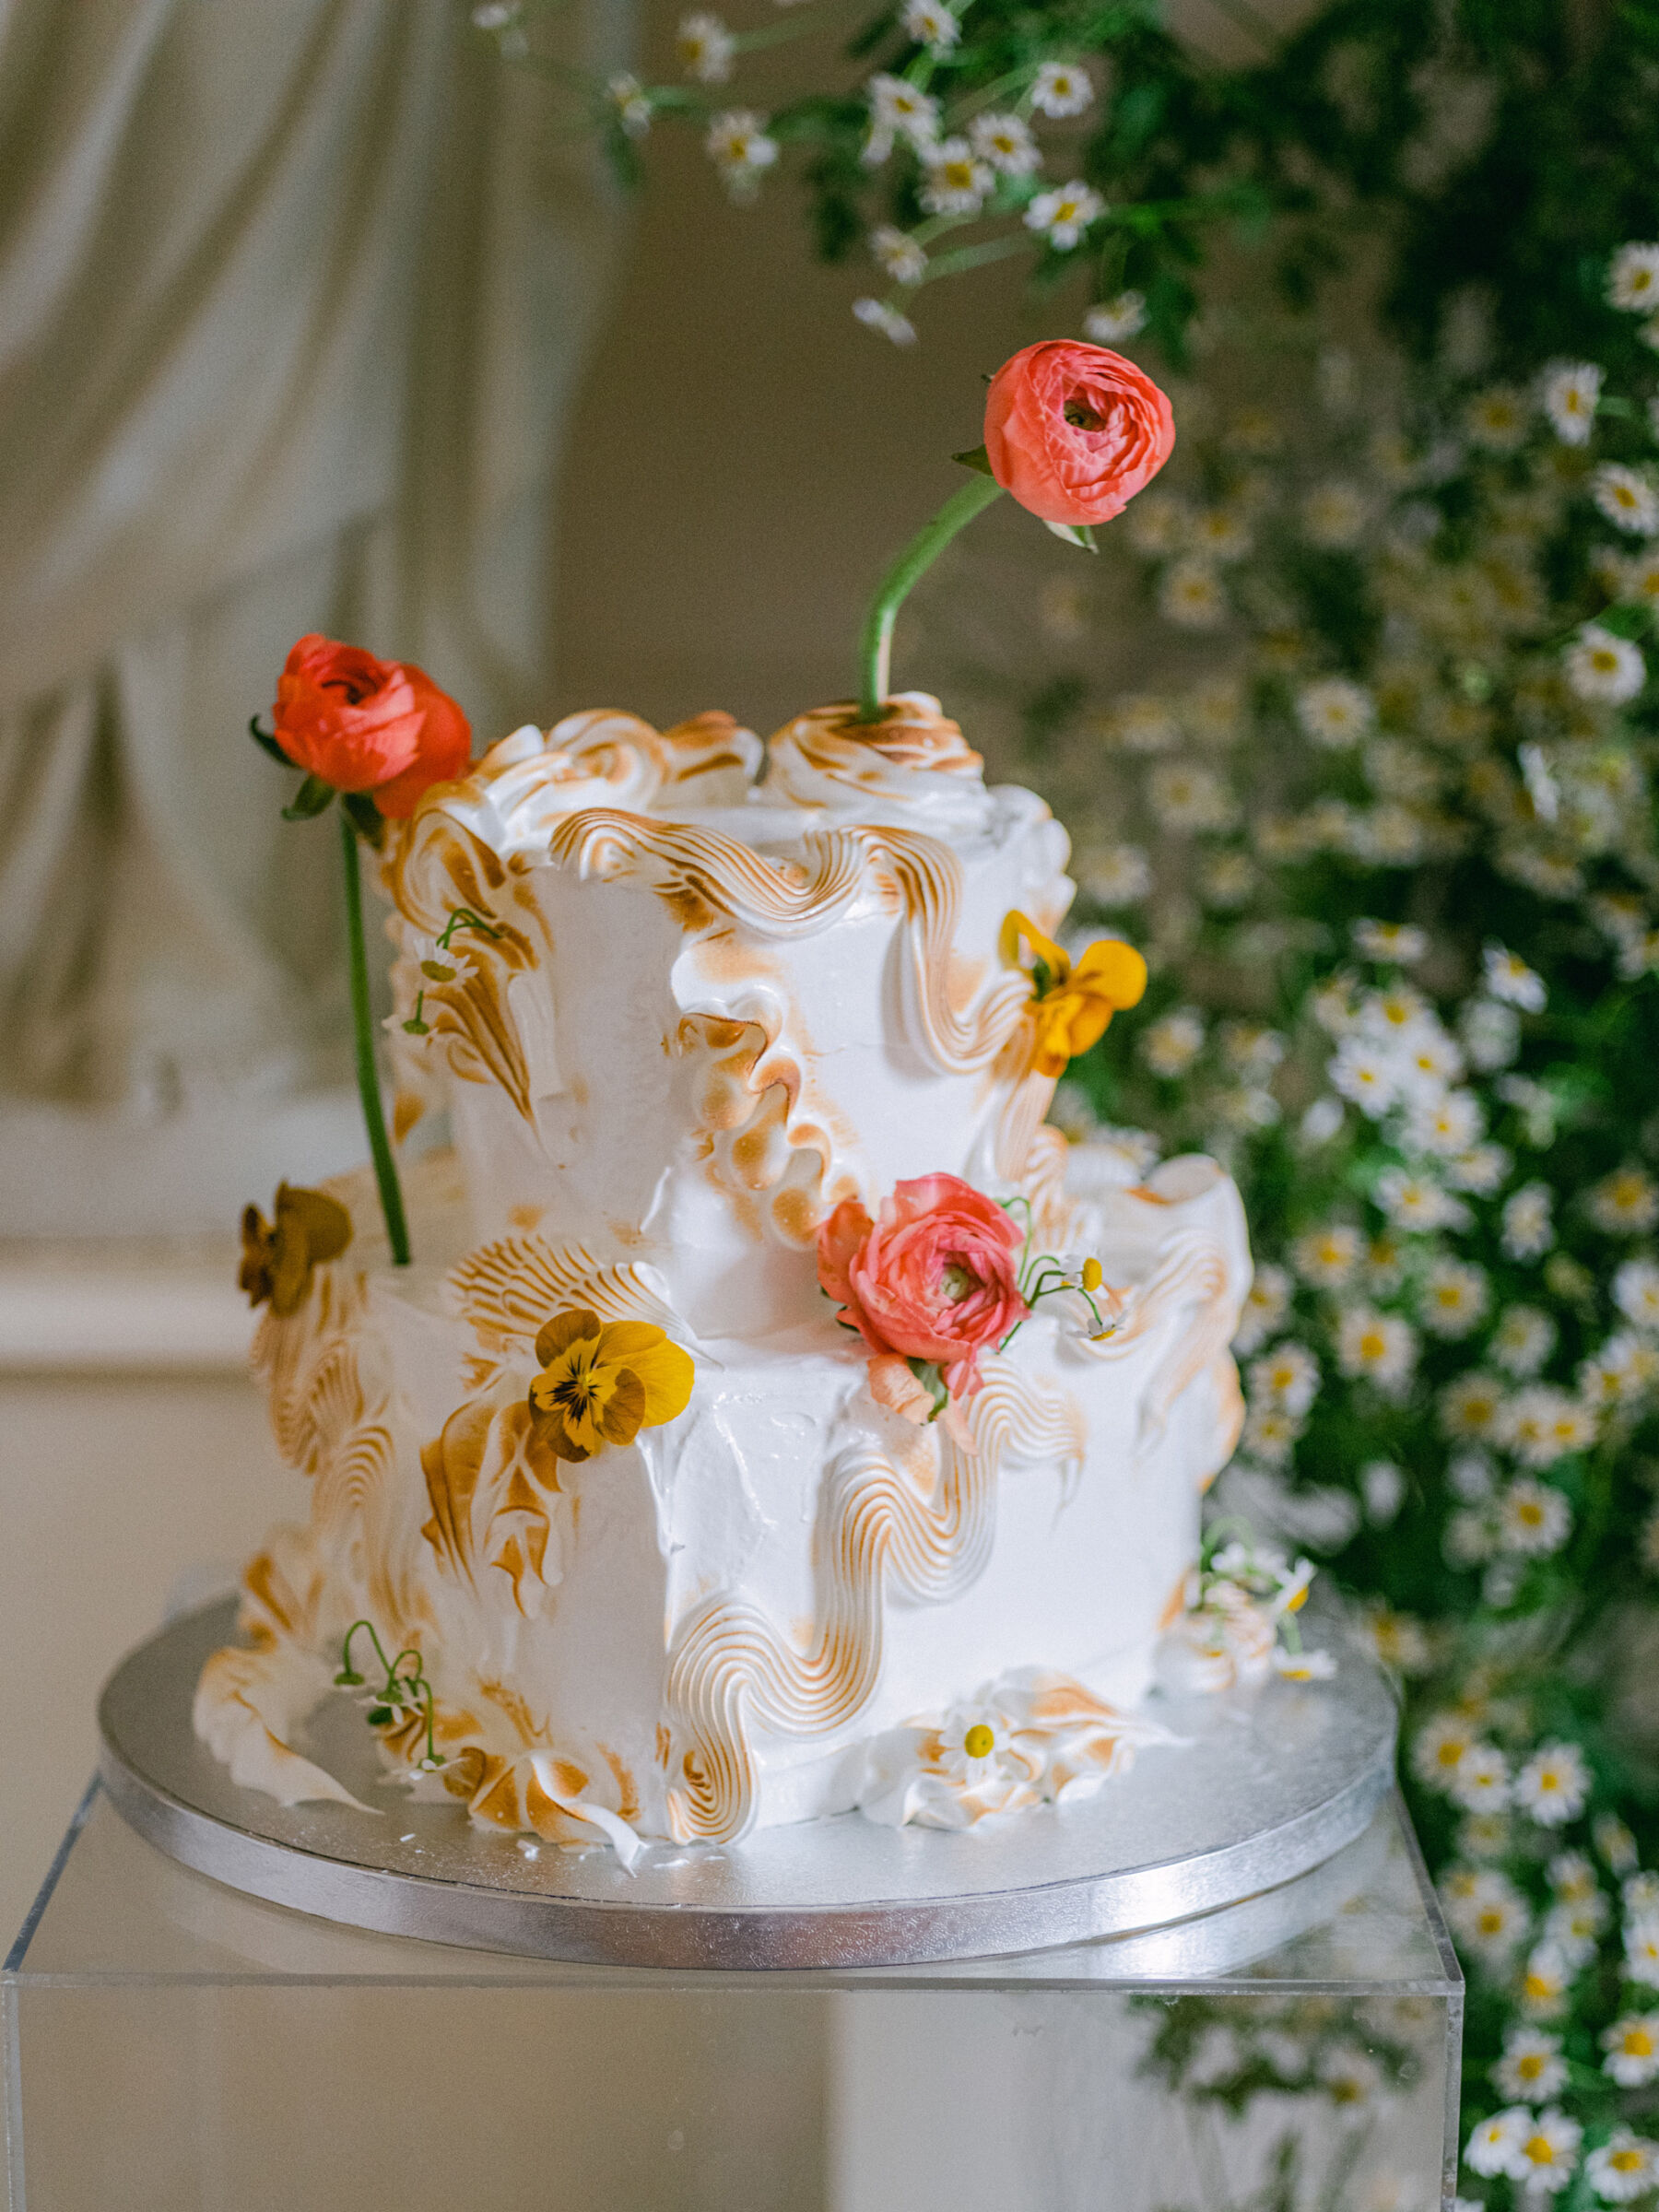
959, 259, 1659, 2201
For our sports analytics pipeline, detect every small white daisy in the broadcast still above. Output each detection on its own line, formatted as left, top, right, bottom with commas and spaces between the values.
1566, 621, 1646, 705
1080, 843, 1151, 906
1461, 995, 1522, 1072
1510, 2107, 1583, 2192
1465, 2105, 1533, 2179
1449, 1740, 1511, 1812
863, 73, 939, 163
705, 110, 779, 194
1608, 241, 1659, 312
1500, 1389, 1595, 1470
1232, 1263, 1292, 1354
921, 136, 992, 218
1300, 479, 1369, 548
1465, 385, 1531, 453
1158, 558, 1228, 629
1590, 1167, 1659, 1235
1501, 1182, 1555, 1261
1594, 463, 1659, 536
852, 297, 917, 347
1083, 291, 1147, 344
1140, 1007, 1206, 1078
1483, 942, 1546, 1011
1491, 1306, 1557, 1380
1351, 916, 1426, 963
1024, 180, 1102, 251
1615, 1258, 1659, 1331
605, 72, 653, 138
1602, 2012, 1659, 2086
1295, 677, 1375, 749
1494, 2028, 1568, 2101
1541, 359, 1604, 445
1329, 1037, 1398, 1120
1420, 1260, 1490, 1339
1335, 1305, 1417, 1393
1413, 1711, 1477, 1787
1627, 1916, 1659, 1986
1247, 1340, 1320, 1416
969, 111, 1039, 175
1514, 1741, 1592, 1828
1291, 1222, 1362, 1288
1496, 1477, 1572, 1556
869, 225, 926, 285
677, 11, 734, 82
1030, 60, 1093, 117
1588, 2129, 1659, 2203
1375, 1166, 1469, 1234
900, 0, 959, 52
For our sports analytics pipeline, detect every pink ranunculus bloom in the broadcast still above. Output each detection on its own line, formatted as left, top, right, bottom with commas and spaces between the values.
982, 339, 1174, 528
817, 1173, 1028, 1399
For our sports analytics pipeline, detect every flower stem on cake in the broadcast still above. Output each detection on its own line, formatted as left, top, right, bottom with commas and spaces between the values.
856, 341, 1174, 719
335, 1618, 446, 1770
249, 634, 473, 1267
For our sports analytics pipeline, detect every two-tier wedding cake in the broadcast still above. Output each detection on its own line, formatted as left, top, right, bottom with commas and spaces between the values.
197, 690, 1250, 1862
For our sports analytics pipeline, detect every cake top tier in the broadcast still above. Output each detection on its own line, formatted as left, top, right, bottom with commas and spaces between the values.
379, 698, 1080, 1339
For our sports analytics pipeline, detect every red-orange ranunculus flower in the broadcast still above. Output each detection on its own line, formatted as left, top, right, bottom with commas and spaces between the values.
272, 634, 471, 819
982, 341, 1174, 528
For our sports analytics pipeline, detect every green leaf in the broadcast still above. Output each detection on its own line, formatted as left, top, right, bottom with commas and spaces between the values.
281, 773, 336, 822
952, 443, 994, 477
342, 791, 386, 847
248, 715, 288, 766
1594, 601, 1651, 641
1043, 520, 1099, 552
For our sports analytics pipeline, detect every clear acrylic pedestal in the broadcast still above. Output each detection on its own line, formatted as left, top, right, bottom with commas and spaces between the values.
5, 1782, 1461, 2212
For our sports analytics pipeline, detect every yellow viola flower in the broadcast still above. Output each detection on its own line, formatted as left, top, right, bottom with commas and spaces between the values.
239, 1182, 352, 1316
1001, 909, 1147, 1077
527, 1308, 695, 1463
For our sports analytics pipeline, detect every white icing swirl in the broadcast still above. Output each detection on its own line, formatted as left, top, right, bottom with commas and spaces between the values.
765, 691, 993, 834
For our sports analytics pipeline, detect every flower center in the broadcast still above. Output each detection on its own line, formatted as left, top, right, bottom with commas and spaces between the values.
940, 1259, 978, 1302
964, 1724, 994, 1759
1065, 399, 1104, 430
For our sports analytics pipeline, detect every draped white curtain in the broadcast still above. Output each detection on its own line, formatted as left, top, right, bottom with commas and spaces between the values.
0, 0, 623, 1229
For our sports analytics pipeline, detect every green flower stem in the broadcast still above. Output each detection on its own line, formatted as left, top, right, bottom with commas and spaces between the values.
340, 808, 411, 1266
857, 473, 1006, 720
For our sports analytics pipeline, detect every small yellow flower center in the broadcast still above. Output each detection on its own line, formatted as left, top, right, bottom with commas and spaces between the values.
1524, 2136, 1552, 2166
1081, 1257, 1103, 1293
964, 1724, 994, 1759
1613, 2149, 1645, 2173
1627, 2030, 1654, 2055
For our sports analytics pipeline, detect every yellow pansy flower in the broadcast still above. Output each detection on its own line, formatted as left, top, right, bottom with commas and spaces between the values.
527, 1308, 695, 1463
1001, 910, 1148, 1077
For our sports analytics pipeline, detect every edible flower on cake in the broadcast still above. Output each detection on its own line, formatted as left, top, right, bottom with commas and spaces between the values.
267, 632, 471, 819
238, 1182, 352, 1316
817, 1173, 1028, 1422
1001, 908, 1148, 1077
527, 1308, 696, 1463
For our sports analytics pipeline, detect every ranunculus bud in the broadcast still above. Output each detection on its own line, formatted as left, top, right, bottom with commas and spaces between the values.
272, 634, 471, 819
982, 340, 1174, 528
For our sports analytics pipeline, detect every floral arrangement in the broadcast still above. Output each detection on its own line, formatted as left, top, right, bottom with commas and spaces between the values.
967, 240, 1659, 2201
470, 0, 1659, 368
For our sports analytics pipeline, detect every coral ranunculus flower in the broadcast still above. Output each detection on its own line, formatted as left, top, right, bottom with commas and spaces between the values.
818, 1173, 1028, 1400
982, 340, 1174, 528
527, 1308, 695, 1463
1002, 910, 1148, 1077
272, 634, 472, 818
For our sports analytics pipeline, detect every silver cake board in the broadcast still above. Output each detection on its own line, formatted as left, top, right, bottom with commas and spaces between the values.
99, 1596, 1397, 1972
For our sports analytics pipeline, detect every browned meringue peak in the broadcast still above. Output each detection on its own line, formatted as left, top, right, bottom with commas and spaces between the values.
423, 707, 763, 858
764, 692, 994, 834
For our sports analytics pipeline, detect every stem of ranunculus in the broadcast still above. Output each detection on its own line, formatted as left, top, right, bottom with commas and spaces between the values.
339, 809, 411, 1266
857, 474, 1005, 720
